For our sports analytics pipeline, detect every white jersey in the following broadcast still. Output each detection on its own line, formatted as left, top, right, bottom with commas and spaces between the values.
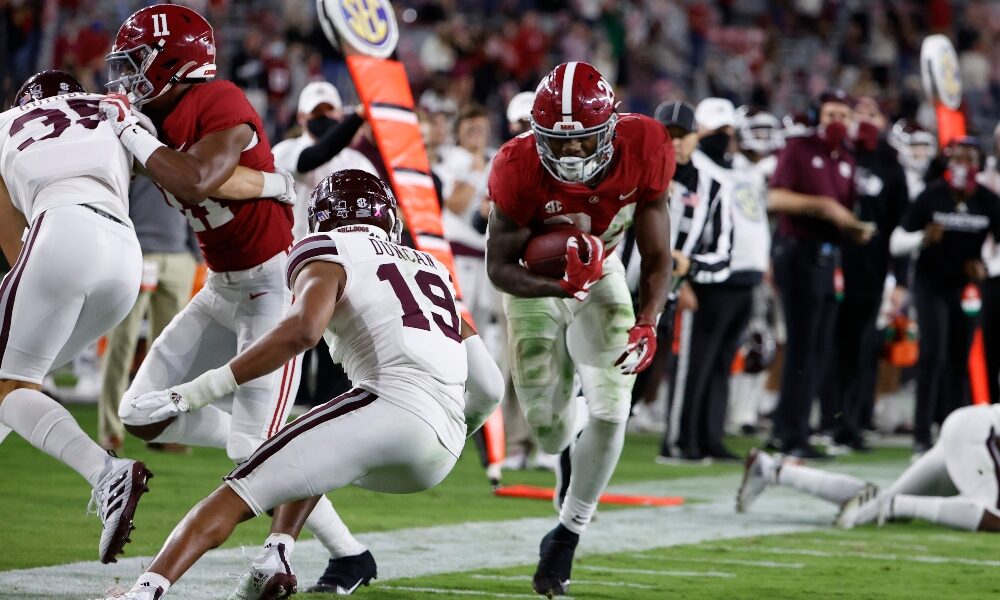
272, 134, 378, 240
0, 92, 131, 224
286, 230, 468, 456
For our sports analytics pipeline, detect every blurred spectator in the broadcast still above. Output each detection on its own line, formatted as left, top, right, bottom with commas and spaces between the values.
767, 90, 872, 459
890, 138, 1000, 455
820, 96, 908, 452
977, 123, 1000, 404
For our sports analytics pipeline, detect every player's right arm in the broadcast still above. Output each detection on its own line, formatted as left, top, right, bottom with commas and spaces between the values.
0, 174, 27, 264
485, 205, 570, 298
100, 93, 252, 203
212, 166, 295, 204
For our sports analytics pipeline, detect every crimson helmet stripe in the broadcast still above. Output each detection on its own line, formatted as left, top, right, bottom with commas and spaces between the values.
561, 61, 578, 122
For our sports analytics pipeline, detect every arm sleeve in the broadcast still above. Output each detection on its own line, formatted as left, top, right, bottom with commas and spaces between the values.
768, 144, 799, 191
296, 113, 365, 174
487, 145, 532, 226
286, 234, 345, 289
462, 335, 504, 435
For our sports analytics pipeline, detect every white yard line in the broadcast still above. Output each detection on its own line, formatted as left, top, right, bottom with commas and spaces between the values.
627, 554, 805, 569
576, 565, 735, 578
381, 586, 545, 598
470, 574, 654, 589
0, 462, 908, 599
761, 547, 1000, 567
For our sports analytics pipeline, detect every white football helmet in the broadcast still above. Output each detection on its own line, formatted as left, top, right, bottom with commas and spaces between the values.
887, 120, 937, 173
735, 106, 785, 156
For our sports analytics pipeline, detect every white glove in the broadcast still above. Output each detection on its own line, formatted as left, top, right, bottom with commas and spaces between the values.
261, 170, 297, 204
131, 365, 238, 421
99, 93, 139, 136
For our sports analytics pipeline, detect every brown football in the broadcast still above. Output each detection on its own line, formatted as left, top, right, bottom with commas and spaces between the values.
523, 227, 587, 279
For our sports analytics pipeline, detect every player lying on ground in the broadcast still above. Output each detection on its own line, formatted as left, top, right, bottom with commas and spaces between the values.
736, 403, 1000, 532
486, 61, 674, 597
0, 69, 287, 565
98, 170, 503, 600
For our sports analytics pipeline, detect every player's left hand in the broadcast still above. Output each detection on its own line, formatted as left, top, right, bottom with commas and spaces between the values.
99, 93, 139, 137
131, 389, 192, 422
614, 316, 657, 374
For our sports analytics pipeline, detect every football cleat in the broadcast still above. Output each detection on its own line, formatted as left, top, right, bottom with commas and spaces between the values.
89, 454, 152, 564
532, 525, 578, 598
229, 540, 297, 600
835, 483, 887, 529
93, 583, 163, 600
307, 550, 377, 595
735, 448, 777, 513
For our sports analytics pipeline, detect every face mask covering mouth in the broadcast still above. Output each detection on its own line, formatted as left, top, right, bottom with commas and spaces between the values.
699, 131, 731, 162
944, 164, 979, 195
820, 121, 848, 151
307, 115, 338, 138
853, 121, 880, 151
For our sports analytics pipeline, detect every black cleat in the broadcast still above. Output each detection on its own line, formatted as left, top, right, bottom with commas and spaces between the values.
532, 525, 578, 598
307, 549, 377, 595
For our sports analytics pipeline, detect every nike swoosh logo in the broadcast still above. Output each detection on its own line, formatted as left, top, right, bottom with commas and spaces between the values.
619, 187, 638, 201
249, 291, 268, 300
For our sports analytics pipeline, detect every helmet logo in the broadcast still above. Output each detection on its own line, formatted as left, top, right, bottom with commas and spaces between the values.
151, 13, 171, 37
335, 199, 349, 218
27, 83, 43, 101
555, 122, 582, 131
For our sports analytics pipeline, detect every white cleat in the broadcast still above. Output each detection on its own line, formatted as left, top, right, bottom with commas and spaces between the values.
735, 448, 776, 513
93, 583, 163, 600
90, 454, 153, 564
229, 540, 298, 600
835, 483, 888, 529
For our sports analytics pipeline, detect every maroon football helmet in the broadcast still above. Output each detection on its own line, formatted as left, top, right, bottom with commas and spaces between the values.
13, 70, 85, 108
106, 4, 217, 106
531, 61, 618, 183
309, 170, 402, 242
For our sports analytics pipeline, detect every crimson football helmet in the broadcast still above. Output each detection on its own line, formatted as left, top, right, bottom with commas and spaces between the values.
531, 62, 618, 183
13, 70, 85, 108
105, 4, 217, 106
309, 170, 402, 243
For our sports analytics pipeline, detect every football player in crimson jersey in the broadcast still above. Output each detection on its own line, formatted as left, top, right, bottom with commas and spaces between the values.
486, 62, 674, 597
97, 170, 504, 600
98, 5, 359, 585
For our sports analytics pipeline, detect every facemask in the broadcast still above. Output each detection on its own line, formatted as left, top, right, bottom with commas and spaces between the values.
699, 132, 731, 163
853, 121, 880, 151
819, 121, 847, 151
944, 164, 979, 195
307, 115, 338, 138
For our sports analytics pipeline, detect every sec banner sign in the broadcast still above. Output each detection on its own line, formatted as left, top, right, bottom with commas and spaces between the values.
318, 0, 399, 58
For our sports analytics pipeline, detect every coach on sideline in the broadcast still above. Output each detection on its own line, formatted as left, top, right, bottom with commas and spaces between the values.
766, 90, 874, 459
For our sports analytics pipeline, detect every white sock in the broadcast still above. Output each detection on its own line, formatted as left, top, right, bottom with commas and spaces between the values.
891, 495, 984, 531
777, 463, 867, 506
153, 404, 230, 449
0, 388, 110, 487
559, 418, 626, 535
305, 495, 367, 558
264, 533, 295, 556
132, 572, 171, 595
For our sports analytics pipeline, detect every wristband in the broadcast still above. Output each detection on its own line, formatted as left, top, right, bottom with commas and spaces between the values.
119, 123, 166, 167
176, 365, 238, 411
261, 171, 288, 198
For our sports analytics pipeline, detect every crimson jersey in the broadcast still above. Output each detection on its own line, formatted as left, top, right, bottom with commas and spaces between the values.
158, 80, 293, 272
488, 113, 675, 248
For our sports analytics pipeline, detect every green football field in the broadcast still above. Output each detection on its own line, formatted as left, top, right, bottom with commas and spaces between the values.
1, 405, 997, 599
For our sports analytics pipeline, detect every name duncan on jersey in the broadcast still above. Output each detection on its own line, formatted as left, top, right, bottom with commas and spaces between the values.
369, 238, 438, 268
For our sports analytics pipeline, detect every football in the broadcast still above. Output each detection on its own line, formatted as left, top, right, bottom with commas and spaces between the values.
523, 227, 587, 279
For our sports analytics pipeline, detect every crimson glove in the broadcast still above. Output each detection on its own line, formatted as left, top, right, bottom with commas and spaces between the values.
614, 316, 657, 374
558, 234, 604, 301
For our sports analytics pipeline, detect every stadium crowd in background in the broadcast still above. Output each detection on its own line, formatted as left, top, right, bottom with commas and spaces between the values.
4, 0, 1000, 469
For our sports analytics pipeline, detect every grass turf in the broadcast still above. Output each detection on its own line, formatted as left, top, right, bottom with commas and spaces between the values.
2, 405, 993, 600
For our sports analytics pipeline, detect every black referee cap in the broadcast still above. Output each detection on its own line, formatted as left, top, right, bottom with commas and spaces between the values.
654, 101, 696, 134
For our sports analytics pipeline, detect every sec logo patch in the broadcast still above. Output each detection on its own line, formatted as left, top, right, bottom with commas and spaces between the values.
318, 0, 399, 58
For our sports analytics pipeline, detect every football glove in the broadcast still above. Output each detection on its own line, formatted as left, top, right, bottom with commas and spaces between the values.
558, 234, 604, 301
100, 93, 165, 166
614, 316, 657, 374
131, 365, 238, 421
261, 169, 297, 204
99, 93, 138, 136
